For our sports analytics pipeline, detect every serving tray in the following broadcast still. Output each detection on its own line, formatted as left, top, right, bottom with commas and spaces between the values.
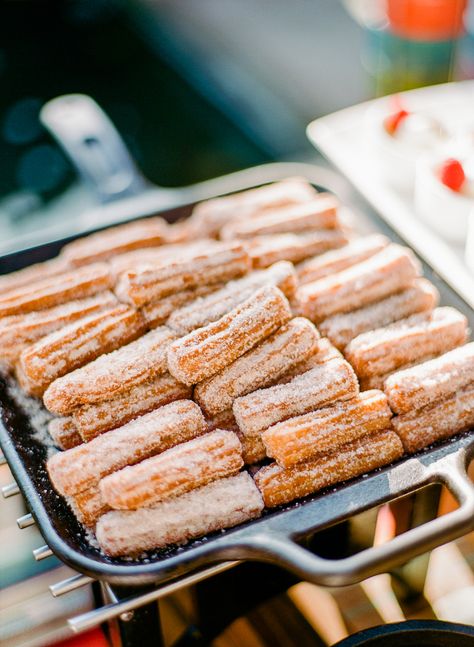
1, 163, 473, 588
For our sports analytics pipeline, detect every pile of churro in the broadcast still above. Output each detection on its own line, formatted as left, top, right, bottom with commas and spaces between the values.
0, 177, 472, 558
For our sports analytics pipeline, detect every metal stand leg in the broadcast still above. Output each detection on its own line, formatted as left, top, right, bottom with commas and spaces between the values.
104, 584, 164, 647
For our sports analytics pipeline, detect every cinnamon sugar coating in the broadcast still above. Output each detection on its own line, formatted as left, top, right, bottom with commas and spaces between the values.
48, 417, 82, 450
246, 230, 347, 268
67, 485, 110, 528
100, 429, 243, 510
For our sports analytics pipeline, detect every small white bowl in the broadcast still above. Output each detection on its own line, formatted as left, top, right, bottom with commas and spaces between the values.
415, 152, 472, 244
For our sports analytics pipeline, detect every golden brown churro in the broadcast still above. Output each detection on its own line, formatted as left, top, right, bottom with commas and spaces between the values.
194, 317, 320, 416
96, 472, 264, 556
115, 243, 250, 307
255, 430, 403, 507
297, 244, 421, 322
48, 418, 82, 450
262, 390, 392, 468
246, 231, 347, 268
0, 256, 71, 295
220, 195, 339, 240
167, 286, 292, 385
0, 262, 113, 317
233, 356, 359, 438
100, 429, 243, 510
73, 372, 191, 441
318, 279, 439, 350
167, 261, 297, 335
60, 216, 169, 266
392, 383, 474, 453
47, 400, 206, 496
187, 177, 317, 238
18, 305, 146, 396
43, 326, 176, 415
345, 307, 468, 379
140, 285, 219, 329
297, 234, 389, 284
384, 342, 474, 414
67, 485, 110, 528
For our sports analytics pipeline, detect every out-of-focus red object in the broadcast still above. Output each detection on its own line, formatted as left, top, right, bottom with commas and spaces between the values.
383, 108, 410, 135
51, 628, 109, 647
439, 158, 466, 192
387, 0, 467, 40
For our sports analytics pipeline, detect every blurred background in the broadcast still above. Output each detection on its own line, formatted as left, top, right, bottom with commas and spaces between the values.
1, 1, 474, 646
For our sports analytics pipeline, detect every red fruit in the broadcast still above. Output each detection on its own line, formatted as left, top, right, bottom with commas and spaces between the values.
439, 158, 466, 192
384, 109, 409, 135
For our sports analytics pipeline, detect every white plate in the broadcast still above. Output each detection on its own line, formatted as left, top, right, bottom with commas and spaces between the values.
307, 81, 474, 309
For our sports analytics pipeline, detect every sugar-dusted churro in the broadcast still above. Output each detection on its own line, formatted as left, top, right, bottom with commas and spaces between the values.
0, 256, 71, 295
194, 318, 320, 416
187, 177, 317, 238
48, 400, 206, 496
43, 326, 176, 415
247, 231, 347, 268
237, 432, 267, 465
96, 472, 264, 556
206, 408, 240, 433
392, 383, 474, 453
60, 216, 169, 266
67, 485, 110, 528
233, 356, 359, 438
18, 305, 146, 396
109, 240, 216, 276
255, 429, 403, 507
0, 291, 118, 371
345, 307, 468, 379
141, 284, 219, 329
73, 372, 191, 441
276, 338, 342, 383
319, 279, 439, 350
100, 429, 243, 510
220, 195, 339, 240
48, 417, 82, 450
385, 342, 474, 414
358, 353, 438, 391
167, 286, 292, 385
115, 242, 250, 307
262, 390, 392, 467
0, 262, 113, 317
167, 261, 297, 335
297, 244, 421, 323
297, 234, 389, 284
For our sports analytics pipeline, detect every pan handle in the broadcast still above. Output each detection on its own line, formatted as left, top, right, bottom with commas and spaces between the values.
238, 446, 474, 587
40, 94, 149, 203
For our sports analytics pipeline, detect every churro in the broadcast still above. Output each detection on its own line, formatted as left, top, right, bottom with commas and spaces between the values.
141, 284, 219, 328
100, 429, 243, 510
297, 234, 389, 284
392, 383, 474, 453
67, 485, 110, 528
247, 231, 347, 268
115, 243, 250, 307
194, 317, 320, 415
60, 216, 169, 266
18, 305, 146, 396
48, 400, 206, 496
167, 261, 297, 335
73, 372, 191, 441
233, 356, 359, 438
0, 291, 118, 370
96, 472, 264, 556
297, 244, 421, 322
319, 279, 439, 350
48, 418, 82, 450
205, 408, 240, 433
262, 390, 392, 467
237, 432, 267, 465
255, 429, 403, 507
167, 286, 292, 385
0, 262, 113, 317
345, 307, 468, 379
43, 326, 176, 415
276, 338, 342, 383
187, 177, 317, 238
220, 195, 339, 240
0, 256, 71, 295
384, 342, 474, 414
